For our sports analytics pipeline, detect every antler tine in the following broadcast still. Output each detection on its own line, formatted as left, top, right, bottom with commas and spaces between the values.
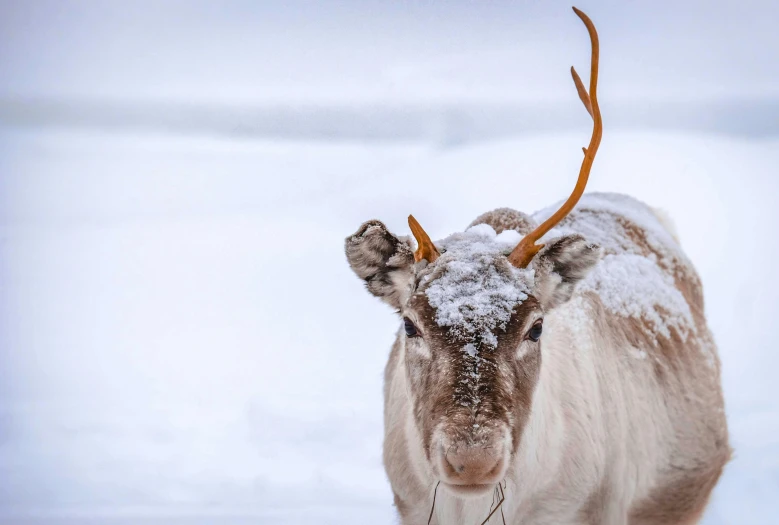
570, 66, 593, 118
507, 6, 603, 269
409, 215, 440, 263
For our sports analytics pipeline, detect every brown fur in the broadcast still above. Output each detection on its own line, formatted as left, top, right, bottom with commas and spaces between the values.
628, 457, 727, 525
404, 294, 542, 460
469, 208, 539, 235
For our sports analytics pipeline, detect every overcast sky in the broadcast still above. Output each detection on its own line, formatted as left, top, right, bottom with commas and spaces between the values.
1, 0, 778, 106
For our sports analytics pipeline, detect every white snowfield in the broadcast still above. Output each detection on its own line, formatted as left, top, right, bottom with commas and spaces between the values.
0, 128, 777, 524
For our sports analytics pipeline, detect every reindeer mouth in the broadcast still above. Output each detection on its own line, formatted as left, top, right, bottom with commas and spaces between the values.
428, 481, 508, 523
441, 481, 496, 497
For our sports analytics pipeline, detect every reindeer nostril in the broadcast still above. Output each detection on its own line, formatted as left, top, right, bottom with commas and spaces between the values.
441, 444, 506, 485
443, 453, 465, 475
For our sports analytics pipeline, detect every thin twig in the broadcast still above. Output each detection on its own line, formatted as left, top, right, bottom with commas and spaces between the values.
500, 481, 507, 525
427, 479, 507, 524
490, 485, 498, 511
480, 482, 505, 525
427, 481, 441, 525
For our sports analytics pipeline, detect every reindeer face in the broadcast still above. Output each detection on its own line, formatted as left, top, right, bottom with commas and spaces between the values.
345, 218, 600, 495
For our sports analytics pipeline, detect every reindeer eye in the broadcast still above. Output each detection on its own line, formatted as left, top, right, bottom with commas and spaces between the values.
528, 320, 543, 342
403, 318, 419, 337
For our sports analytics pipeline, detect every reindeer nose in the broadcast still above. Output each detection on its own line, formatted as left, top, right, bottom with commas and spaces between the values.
439, 445, 507, 486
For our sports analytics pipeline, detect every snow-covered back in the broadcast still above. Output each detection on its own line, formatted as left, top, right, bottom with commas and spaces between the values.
534, 193, 697, 341
536, 193, 683, 267
582, 253, 694, 338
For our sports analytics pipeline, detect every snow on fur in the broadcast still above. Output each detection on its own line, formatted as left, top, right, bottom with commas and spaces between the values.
582, 253, 694, 339
534, 193, 696, 341
424, 224, 533, 349
423, 224, 533, 407
424, 193, 696, 355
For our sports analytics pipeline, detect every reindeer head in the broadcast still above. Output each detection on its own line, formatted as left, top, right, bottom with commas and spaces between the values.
345, 7, 603, 497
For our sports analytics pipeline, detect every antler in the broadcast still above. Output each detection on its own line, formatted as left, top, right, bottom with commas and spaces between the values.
507, 6, 603, 268
409, 215, 440, 263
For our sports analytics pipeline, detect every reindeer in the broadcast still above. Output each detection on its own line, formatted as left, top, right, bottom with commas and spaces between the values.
344, 7, 729, 525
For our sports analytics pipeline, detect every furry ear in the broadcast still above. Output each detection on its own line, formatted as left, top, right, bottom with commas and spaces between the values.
532, 234, 601, 310
345, 220, 416, 310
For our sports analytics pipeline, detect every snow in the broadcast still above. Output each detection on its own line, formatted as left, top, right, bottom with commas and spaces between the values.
424, 224, 532, 349
581, 253, 694, 340
420, 224, 533, 408
1, 127, 778, 524
425, 190, 698, 352
536, 192, 700, 342
536, 193, 683, 263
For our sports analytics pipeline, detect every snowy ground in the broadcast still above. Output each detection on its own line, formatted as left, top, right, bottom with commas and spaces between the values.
1, 127, 778, 524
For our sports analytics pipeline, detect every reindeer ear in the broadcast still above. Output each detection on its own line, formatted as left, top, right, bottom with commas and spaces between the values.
532, 234, 601, 310
345, 220, 416, 310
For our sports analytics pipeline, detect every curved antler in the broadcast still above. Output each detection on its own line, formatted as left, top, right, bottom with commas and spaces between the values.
507, 6, 603, 269
409, 215, 440, 263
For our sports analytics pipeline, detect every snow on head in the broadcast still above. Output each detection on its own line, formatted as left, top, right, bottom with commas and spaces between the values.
423, 224, 533, 349
421, 224, 533, 408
